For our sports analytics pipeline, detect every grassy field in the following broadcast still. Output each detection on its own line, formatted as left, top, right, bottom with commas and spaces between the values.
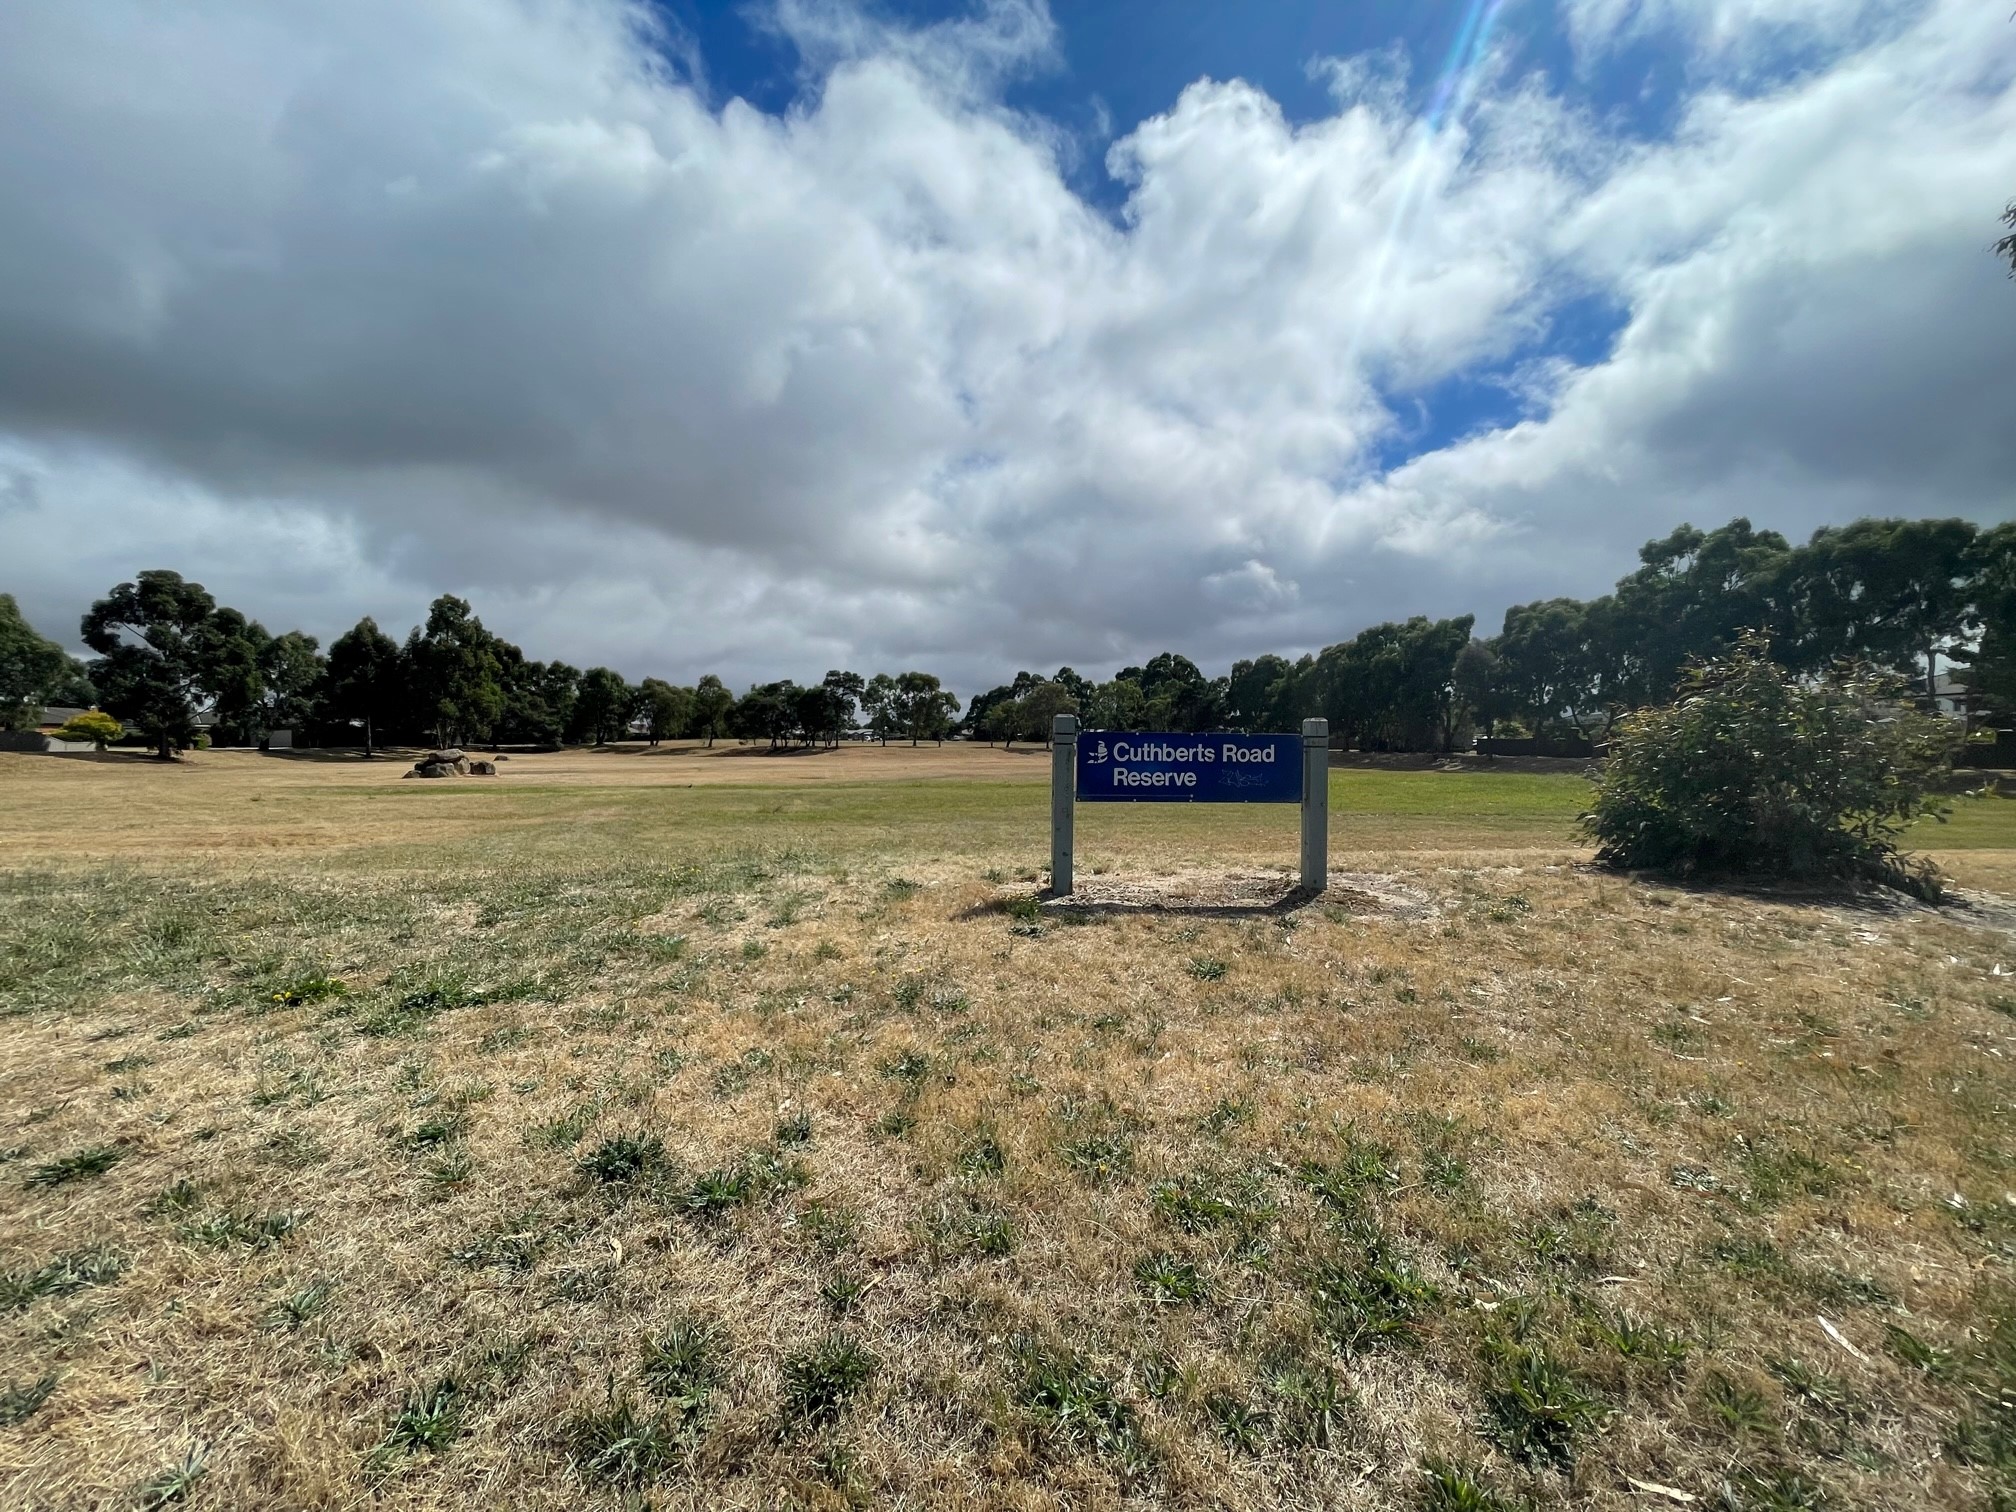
3, 746, 2014, 1510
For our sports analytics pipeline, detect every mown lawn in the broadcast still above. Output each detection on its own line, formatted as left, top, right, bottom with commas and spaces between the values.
2, 751, 2013, 1509
7, 746, 2012, 864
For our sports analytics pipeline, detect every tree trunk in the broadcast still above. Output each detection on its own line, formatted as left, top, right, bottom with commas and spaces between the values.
156, 730, 173, 760
364, 714, 375, 758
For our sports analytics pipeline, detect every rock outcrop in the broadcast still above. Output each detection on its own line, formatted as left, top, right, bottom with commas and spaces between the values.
400, 748, 506, 778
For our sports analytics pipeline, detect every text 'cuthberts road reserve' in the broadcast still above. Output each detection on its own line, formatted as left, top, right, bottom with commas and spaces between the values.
1073, 732, 1303, 804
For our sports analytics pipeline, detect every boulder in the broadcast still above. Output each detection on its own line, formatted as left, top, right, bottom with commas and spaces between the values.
468, 760, 497, 775
424, 748, 466, 765
412, 761, 457, 778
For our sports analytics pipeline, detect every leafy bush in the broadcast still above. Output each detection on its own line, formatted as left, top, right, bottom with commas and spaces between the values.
1580, 636, 1955, 897
53, 711, 123, 748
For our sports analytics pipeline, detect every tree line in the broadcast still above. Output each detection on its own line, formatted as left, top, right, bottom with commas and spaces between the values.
958, 516, 2016, 749
3, 514, 2013, 759
0, 577, 965, 758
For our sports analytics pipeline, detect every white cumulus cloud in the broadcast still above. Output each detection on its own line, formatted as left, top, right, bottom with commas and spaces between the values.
0, 0, 2008, 692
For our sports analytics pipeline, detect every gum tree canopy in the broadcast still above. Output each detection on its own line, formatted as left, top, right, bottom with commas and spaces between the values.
324, 616, 402, 756
406, 595, 505, 748
81, 570, 251, 759
1, 593, 90, 730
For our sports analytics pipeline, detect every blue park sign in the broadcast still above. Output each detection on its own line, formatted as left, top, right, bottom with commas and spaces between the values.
1074, 731, 1303, 804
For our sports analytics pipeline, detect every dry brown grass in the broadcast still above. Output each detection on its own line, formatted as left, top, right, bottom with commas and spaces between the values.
0, 743, 1046, 859
2, 750, 2013, 1509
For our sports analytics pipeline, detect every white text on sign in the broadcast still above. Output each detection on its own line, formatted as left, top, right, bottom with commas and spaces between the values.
1102, 740, 1280, 764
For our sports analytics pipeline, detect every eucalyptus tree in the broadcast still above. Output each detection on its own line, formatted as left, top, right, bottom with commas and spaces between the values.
80, 570, 253, 759
406, 595, 504, 746
324, 617, 402, 755
0, 593, 88, 730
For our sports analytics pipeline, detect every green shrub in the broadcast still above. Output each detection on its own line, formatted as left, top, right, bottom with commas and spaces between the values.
1580, 635, 1954, 898
53, 711, 123, 748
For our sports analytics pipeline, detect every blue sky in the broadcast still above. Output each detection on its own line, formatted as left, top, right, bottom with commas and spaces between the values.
663, 1, 1567, 138
660, 0, 1642, 459
0, 0, 2009, 690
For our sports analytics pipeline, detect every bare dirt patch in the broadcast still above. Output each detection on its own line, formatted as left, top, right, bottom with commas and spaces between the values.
1040, 868, 1436, 920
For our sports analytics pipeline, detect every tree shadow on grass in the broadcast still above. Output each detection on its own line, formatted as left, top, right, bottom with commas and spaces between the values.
1583, 860, 1973, 920
43, 750, 188, 764
251, 748, 396, 763
700, 744, 845, 759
